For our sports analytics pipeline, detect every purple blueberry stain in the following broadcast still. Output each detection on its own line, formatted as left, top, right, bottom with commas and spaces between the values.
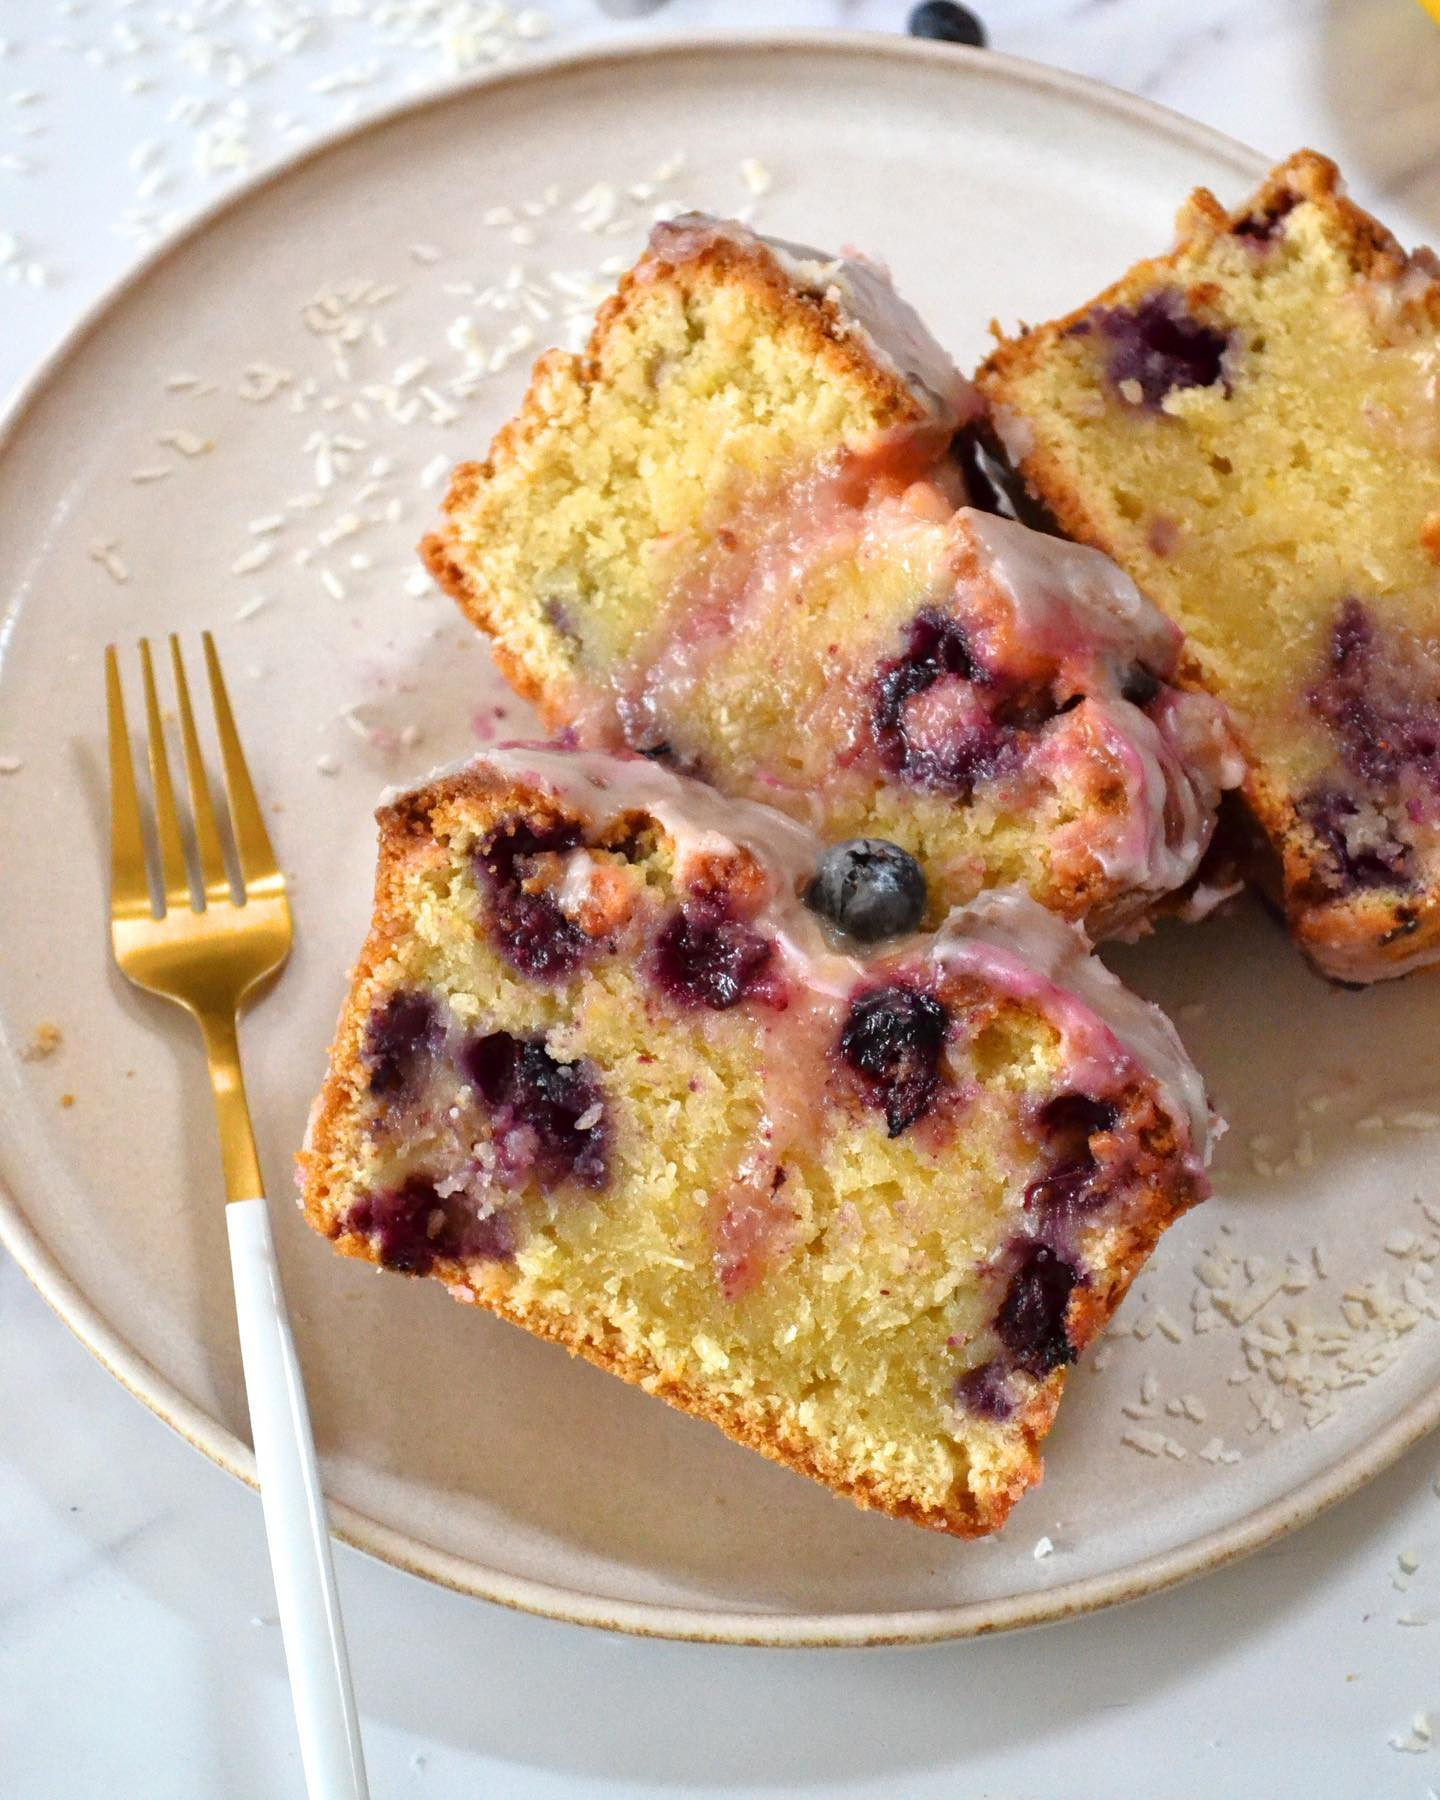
870, 610, 1047, 796
650, 900, 778, 1011
363, 990, 441, 1098
1306, 598, 1440, 798
462, 1030, 609, 1191
345, 1176, 516, 1276
1023, 1091, 1122, 1225
1232, 192, 1298, 244
995, 1241, 1080, 1376
475, 816, 594, 981
1298, 787, 1413, 895
1086, 291, 1231, 410
954, 1359, 1018, 1423
838, 984, 949, 1137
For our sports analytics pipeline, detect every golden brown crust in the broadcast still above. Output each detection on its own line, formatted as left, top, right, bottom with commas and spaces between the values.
976, 150, 1440, 984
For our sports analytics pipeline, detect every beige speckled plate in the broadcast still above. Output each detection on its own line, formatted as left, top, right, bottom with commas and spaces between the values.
2, 34, 1439, 1647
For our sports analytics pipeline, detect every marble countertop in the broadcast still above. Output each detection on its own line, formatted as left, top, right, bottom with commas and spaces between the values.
4, 2, 1440, 1795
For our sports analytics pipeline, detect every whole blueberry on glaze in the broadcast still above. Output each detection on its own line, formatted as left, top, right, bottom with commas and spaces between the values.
463, 1030, 609, 1190
907, 1, 987, 46
1306, 598, 1440, 799
475, 816, 594, 981
345, 1176, 515, 1276
651, 900, 778, 1011
363, 990, 440, 1098
805, 839, 928, 942
1090, 291, 1230, 409
995, 1241, 1079, 1375
954, 1359, 1018, 1422
838, 984, 949, 1137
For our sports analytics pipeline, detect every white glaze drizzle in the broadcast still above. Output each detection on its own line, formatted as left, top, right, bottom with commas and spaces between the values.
649, 213, 979, 429
965, 509, 1181, 674
957, 510, 1243, 912
926, 889, 1214, 1170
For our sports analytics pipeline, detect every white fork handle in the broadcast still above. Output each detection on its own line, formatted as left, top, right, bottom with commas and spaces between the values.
226, 1198, 369, 1800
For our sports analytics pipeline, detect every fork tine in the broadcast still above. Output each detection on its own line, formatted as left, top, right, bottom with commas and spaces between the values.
203, 631, 284, 899
105, 646, 154, 922
170, 636, 231, 906
139, 638, 193, 913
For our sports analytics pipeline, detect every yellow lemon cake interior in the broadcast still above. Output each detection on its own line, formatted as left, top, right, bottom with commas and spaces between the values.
423, 214, 1239, 938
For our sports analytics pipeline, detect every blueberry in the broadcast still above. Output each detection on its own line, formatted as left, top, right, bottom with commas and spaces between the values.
805, 838, 928, 942
995, 1241, 1079, 1375
1121, 665, 1161, 709
1298, 787, 1412, 895
363, 991, 439, 1098
1090, 292, 1230, 409
908, 1, 987, 47
475, 816, 593, 982
1307, 598, 1440, 798
870, 608, 1051, 795
345, 1176, 516, 1275
651, 901, 777, 1011
954, 1359, 1017, 1421
839, 984, 949, 1136
462, 1030, 609, 1190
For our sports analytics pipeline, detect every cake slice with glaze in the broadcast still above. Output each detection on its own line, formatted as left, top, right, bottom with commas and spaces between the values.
423, 214, 1240, 940
299, 745, 1214, 1536
978, 151, 1440, 982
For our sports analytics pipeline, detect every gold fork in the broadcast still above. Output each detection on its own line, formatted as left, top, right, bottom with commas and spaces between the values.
107, 634, 368, 1800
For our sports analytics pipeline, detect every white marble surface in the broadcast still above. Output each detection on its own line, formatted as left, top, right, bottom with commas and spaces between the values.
4, 1, 1440, 1794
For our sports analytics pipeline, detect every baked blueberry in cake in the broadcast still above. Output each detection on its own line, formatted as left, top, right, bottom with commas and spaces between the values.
978, 151, 1440, 982
299, 745, 1214, 1536
422, 213, 1239, 938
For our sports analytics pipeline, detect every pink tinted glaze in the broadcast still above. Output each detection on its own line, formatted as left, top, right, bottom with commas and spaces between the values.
389, 747, 1216, 1175
601, 448, 964, 754
924, 889, 1214, 1176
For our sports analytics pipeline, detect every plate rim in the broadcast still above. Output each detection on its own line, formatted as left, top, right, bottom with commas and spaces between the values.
7, 28, 1433, 1649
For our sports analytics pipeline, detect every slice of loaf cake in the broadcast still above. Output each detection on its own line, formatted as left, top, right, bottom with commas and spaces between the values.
299, 745, 1213, 1536
423, 214, 1239, 937
978, 151, 1440, 982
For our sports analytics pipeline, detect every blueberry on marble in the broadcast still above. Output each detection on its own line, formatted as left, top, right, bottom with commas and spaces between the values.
805, 839, 928, 942
908, 1, 987, 47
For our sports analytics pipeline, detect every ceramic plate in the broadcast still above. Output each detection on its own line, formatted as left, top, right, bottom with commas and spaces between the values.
3, 34, 1438, 1647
